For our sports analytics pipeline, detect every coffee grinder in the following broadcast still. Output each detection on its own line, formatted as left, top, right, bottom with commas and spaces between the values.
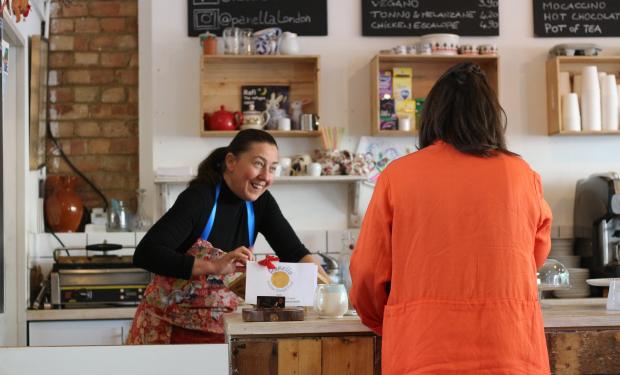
574, 173, 620, 295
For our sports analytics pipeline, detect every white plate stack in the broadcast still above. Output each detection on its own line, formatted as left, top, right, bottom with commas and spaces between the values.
554, 268, 590, 298
548, 238, 579, 268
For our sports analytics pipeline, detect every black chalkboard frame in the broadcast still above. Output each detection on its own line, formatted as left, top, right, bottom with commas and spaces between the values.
187, 0, 328, 37
533, 0, 620, 37
361, 0, 499, 37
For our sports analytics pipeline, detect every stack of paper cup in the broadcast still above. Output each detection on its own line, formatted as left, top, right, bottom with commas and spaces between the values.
601, 74, 619, 131
562, 93, 581, 131
580, 66, 602, 131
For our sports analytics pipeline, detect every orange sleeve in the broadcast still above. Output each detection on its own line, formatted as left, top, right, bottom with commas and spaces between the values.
533, 172, 552, 269
349, 171, 393, 335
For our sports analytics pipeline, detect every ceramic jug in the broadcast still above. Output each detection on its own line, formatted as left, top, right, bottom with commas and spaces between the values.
279, 32, 300, 55
241, 104, 270, 130
44, 175, 84, 232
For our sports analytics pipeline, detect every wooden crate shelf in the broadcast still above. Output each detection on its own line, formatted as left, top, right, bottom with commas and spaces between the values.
200, 55, 320, 137
199, 130, 322, 138
546, 56, 620, 135
370, 54, 500, 136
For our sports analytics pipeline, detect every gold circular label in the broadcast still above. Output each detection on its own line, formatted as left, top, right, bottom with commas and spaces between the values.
270, 271, 290, 288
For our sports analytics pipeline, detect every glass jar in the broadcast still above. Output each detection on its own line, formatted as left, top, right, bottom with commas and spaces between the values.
132, 188, 153, 231
314, 284, 348, 319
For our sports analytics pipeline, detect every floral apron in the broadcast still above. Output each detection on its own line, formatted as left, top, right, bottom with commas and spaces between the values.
126, 184, 254, 344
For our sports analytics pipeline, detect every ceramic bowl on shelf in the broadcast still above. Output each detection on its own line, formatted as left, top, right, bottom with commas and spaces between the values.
419, 33, 460, 56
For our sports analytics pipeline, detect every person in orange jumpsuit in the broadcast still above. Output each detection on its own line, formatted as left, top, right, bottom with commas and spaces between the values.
350, 62, 552, 374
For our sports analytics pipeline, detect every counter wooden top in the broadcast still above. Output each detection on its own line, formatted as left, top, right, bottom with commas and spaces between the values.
26, 307, 137, 321
225, 311, 372, 337
225, 298, 620, 337
541, 298, 620, 329
26, 298, 620, 331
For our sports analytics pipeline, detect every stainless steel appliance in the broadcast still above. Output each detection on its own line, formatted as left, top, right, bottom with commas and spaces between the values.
50, 243, 151, 308
574, 173, 620, 294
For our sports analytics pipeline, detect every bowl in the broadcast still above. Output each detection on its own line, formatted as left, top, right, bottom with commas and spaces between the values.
419, 33, 460, 56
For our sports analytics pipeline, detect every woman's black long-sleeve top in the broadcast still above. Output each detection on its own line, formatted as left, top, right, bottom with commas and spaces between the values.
133, 181, 310, 279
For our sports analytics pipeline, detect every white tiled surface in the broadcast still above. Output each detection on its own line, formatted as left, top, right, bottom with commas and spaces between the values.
30, 230, 353, 260
30, 232, 137, 259
327, 229, 359, 253
551, 226, 574, 239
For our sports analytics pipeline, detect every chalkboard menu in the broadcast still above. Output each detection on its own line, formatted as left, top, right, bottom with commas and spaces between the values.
188, 0, 327, 37
533, 0, 620, 37
362, 0, 499, 36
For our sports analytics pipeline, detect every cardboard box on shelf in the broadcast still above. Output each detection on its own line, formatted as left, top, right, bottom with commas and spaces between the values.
392, 67, 412, 101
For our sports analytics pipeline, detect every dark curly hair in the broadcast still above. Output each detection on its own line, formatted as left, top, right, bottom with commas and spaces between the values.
190, 129, 278, 187
418, 62, 517, 157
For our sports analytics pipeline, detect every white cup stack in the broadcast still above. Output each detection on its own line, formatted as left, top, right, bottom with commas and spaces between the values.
601, 74, 619, 131
580, 65, 602, 131
561, 93, 581, 131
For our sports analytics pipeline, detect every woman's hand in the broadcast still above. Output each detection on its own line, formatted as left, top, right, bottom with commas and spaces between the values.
192, 246, 254, 276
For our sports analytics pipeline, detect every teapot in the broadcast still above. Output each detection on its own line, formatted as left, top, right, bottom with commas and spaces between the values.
207, 105, 242, 131
241, 104, 270, 130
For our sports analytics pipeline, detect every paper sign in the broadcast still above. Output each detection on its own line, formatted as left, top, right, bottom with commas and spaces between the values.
245, 261, 317, 306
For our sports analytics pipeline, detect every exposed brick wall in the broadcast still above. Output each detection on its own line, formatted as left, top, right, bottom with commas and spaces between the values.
47, 0, 139, 211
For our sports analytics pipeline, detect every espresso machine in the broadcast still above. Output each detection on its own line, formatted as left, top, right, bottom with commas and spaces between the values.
574, 173, 620, 295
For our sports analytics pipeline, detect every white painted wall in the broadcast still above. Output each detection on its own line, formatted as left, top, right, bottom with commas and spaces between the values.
140, 0, 620, 231
1, 6, 44, 347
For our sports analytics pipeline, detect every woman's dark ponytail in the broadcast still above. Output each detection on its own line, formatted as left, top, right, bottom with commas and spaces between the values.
189, 147, 228, 187
190, 129, 277, 187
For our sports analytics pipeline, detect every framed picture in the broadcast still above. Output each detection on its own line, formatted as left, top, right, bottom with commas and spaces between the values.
241, 85, 290, 112
29, 36, 48, 170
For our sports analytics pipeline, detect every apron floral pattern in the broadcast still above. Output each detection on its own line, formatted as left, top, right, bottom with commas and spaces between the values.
126, 238, 241, 344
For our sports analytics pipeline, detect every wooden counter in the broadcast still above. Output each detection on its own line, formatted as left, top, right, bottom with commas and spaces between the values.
225, 311, 379, 375
225, 299, 620, 375
542, 299, 620, 375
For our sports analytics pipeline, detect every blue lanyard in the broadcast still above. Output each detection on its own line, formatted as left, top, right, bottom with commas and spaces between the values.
201, 183, 255, 247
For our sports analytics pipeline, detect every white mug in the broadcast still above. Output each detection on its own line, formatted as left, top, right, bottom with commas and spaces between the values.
277, 117, 291, 131
308, 162, 322, 177
278, 157, 292, 175
274, 164, 283, 177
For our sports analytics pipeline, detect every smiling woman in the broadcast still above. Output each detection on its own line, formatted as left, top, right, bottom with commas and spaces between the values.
127, 129, 325, 344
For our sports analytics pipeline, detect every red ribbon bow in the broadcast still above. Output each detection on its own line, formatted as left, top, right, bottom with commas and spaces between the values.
258, 255, 280, 270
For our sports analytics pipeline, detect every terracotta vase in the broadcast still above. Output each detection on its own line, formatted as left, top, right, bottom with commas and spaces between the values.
44, 175, 84, 232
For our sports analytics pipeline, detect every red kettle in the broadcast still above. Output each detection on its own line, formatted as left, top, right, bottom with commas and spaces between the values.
206, 105, 243, 131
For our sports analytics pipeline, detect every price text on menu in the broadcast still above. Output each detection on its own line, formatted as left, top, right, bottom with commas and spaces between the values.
533, 0, 620, 37
362, 0, 499, 36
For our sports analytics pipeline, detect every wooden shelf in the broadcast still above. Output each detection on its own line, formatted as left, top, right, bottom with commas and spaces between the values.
370, 54, 500, 136
374, 129, 416, 137
200, 130, 321, 138
200, 55, 320, 137
554, 130, 620, 136
154, 175, 366, 184
546, 56, 620, 135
